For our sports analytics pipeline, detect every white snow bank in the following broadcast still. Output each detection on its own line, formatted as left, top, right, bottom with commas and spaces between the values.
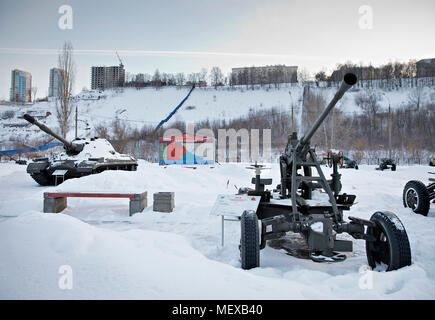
0, 161, 434, 299
56, 138, 135, 162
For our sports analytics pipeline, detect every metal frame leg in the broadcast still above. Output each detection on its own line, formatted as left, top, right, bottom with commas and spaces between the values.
221, 215, 225, 247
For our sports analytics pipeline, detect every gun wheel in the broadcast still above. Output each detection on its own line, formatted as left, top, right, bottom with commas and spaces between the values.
366, 211, 411, 271
240, 210, 260, 270
403, 180, 430, 216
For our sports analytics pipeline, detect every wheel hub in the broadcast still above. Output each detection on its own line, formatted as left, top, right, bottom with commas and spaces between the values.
406, 188, 419, 210
369, 230, 391, 266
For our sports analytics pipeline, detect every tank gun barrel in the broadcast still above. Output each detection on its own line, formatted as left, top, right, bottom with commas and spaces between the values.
300, 73, 357, 146
23, 114, 83, 154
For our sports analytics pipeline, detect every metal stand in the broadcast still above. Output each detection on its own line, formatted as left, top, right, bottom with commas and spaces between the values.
52, 169, 67, 186
221, 215, 240, 247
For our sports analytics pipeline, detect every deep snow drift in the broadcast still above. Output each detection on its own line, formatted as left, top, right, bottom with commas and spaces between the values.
0, 161, 434, 299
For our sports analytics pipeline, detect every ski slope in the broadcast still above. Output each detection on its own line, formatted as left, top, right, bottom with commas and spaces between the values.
0, 161, 434, 299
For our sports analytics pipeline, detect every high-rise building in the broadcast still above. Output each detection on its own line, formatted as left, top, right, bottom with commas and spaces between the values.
10, 69, 32, 102
416, 58, 435, 78
231, 65, 298, 85
49, 68, 63, 97
91, 64, 125, 90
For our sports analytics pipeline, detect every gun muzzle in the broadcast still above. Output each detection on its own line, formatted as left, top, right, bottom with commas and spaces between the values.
23, 114, 36, 124
300, 73, 357, 146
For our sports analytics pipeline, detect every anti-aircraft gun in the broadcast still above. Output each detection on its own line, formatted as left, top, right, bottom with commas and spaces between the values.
237, 74, 412, 271
23, 114, 138, 186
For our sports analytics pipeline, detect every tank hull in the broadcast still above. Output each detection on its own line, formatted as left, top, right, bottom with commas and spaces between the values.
27, 159, 138, 186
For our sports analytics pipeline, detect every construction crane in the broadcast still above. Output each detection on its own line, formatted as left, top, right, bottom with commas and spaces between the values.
116, 51, 124, 67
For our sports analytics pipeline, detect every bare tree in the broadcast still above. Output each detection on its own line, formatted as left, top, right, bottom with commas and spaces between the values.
31, 87, 38, 102
175, 73, 185, 86
355, 90, 382, 145
143, 73, 151, 83
152, 69, 161, 87
381, 62, 394, 81
297, 67, 311, 83
187, 73, 198, 85
210, 66, 223, 88
161, 72, 169, 85
408, 86, 426, 110
112, 120, 130, 153
315, 71, 327, 82
56, 41, 75, 138
125, 72, 134, 83
167, 74, 176, 86
404, 59, 417, 78
199, 68, 208, 85
228, 72, 234, 87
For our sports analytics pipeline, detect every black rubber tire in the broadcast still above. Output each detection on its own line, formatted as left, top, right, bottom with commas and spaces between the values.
366, 211, 411, 271
391, 164, 396, 171
240, 210, 260, 270
403, 180, 430, 216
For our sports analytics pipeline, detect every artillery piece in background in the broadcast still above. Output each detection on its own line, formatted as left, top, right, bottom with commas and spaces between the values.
238, 74, 411, 271
376, 158, 396, 171
323, 150, 359, 170
403, 174, 435, 216
23, 114, 138, 186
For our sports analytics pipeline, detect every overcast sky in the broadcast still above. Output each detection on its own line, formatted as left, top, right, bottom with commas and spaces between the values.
0, 0, 434, 99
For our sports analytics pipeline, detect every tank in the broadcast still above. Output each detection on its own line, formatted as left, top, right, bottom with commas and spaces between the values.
23, 114, 138, 186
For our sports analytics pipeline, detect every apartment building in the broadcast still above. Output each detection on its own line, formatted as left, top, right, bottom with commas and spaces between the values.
48, 68, 63, 97
10, 69, 32, 102
91, 64, 125, 90
416, 58, 435, 78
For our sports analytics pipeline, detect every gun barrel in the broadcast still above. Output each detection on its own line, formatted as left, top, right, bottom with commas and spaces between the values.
300, 73, 357, 146
23, 114, 73, 148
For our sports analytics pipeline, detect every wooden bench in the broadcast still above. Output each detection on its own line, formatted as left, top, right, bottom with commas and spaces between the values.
43, 192, 147, 216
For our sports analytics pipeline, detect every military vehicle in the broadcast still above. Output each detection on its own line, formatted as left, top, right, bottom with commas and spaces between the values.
376, 158, 396, 171
342, 159, 359, 170
23, 114, 138, 186
325, 151, 358, 170
236, 74, 411, 271
403, 174, 435, 216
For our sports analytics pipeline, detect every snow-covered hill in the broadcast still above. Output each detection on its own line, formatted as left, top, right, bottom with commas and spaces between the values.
0, 84, 433, 149
0, 161, 434, 299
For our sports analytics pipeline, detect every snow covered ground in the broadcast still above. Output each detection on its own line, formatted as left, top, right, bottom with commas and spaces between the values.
1, 86, 302, 144
0, 161, 434, 299
1, 84, 433, 145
